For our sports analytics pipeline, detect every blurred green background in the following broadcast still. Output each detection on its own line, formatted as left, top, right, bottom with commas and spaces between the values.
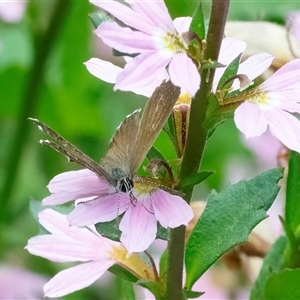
0, 0, 299, 299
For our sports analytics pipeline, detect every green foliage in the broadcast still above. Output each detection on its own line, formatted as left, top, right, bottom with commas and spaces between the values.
185, 168, 283, 288
178, 170, 214, 190
264, 269, 300, 300
286, 151, 300, 232
109, 265, 139, 283
189, 2, 206, 40
250, 236, 287, 299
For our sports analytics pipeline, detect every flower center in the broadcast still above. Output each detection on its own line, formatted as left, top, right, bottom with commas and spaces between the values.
163, 32, 186, 53
247, 90, 268, 105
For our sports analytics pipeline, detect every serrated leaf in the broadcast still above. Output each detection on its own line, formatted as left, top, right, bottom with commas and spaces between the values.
179, 171, 214, 190
109, 264, 139, 283
264, 269, 300, 300
217, 54, 242, 92
189, 2, 205, 39
250, 236, 287, 300
185, 168, 283, 289
286, 151, 300, 232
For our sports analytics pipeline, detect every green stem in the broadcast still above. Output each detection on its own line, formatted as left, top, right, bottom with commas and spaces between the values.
165, 1, 230, 299
0, 1, 71, 223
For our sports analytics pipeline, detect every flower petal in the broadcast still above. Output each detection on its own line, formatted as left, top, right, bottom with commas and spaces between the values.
67, 193, 131, 226
169, 52, 200, 96
265, 109, 300, 153
44, 261, 114, 298
115, 51, 171, 91
173, 17, 192, 34
84, 58, 121, 83
262, 59, 300, 90
151, 190, 193, 228
96, 21, 156, 54
91, 0, 160, 34
127, 0, 174, 32
119, 199, 157, 253
234, 101, 268, 138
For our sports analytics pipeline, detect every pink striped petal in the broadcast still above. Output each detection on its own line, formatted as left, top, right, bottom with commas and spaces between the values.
119, 199, 157, 253
169, 52, 200, 96
151, 190, 193, 228
115, 51, 171, 91
84, 58, 121, 83
127, 1, 174, 32
91, 0, 160, 34
96, 22, 156, 54
266, 109, 300, 153
44, 261, 114, 297
234, 101, 268, 138
173, 17, 192, 34
67, 193, 131, 226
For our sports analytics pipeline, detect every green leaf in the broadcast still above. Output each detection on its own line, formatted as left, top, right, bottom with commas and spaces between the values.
146, 146, 167, 163
137, 280, 163, 300
95, 217, 123, 242
217, 54, 242, 92
88, 11, 112, 28
264, 269, 300, 300
120, 278, 136, 300
250, 236, 287, 299
179, 171, 214, 190
189, 2, 205, 39
185, 168, 283, 289
183, 289, 205, 299
109, 264, 139, 283
286, 151, 300, 232
159, 250, 168, 279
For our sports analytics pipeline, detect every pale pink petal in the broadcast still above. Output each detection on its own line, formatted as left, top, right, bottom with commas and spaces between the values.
120, 199, 157, 253
67, 193, 131, 226
262, 59, 300, 90
151, 190, 193, 228
218, 37, 246, 65
0, 2, 26, 22
91, 0, 160, 34
26, 235, 105, 262
237, 52, 274, 83
266, 91, 300, 113
127, 1, 174, 32
37, 209, 101, 244
234, 102, 268, 138
47, 169, 110, 194
173, 17, 192, 34
265, 109, 300, 153
169, 52, 200, 96
115, 51, 171, 91
96, 22, 156, 54
84, 58, 121, 83
44, 261, 114, 297
288, 11, 300, 46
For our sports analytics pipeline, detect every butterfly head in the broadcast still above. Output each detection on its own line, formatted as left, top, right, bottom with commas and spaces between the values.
111, 167, 133, 193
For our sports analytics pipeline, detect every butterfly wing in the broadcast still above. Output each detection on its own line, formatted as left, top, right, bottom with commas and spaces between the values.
101, 109, 140, 178
29, 118, 116, 185
129, 80, 180, 175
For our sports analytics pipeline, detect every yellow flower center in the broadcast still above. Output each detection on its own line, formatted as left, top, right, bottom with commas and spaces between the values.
163, 32, 186, 53
247, 90, 268, 105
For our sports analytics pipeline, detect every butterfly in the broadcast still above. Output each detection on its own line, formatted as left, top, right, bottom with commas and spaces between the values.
29, 80, 180, 193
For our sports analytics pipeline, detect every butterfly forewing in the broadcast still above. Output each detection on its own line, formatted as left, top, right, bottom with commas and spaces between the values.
29, 118, 115, 185
130, 81, 181, 175
100, 109, 140, 178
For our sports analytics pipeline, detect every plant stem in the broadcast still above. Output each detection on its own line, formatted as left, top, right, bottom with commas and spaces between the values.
165, 1, 230, 298
0, 1, 71, 223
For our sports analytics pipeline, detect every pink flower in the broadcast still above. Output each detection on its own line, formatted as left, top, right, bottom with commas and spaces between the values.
84, 57, 168, 97
43, 169, 193, 254
25, 209, 156, 298
90, 0, 199, 96
0, 264, 48, 299
234, 59, 300, 153
0, 1, 27, 22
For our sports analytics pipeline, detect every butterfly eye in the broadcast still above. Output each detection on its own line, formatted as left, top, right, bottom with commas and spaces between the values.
119, 178, 133, 193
